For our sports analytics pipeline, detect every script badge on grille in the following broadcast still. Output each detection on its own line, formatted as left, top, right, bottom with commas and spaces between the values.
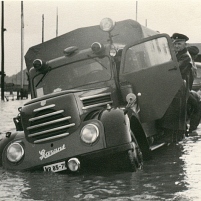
41, 100, 46, 106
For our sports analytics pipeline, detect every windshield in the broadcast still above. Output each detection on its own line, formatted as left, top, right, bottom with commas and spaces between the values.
33, 56, 111, 97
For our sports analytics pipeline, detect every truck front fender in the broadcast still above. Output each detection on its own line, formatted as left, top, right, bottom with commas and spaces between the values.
99, 108, 132, 147
0, 131, 24, 166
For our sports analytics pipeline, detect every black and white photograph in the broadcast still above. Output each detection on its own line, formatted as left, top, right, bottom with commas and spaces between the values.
0, 0, 201, 200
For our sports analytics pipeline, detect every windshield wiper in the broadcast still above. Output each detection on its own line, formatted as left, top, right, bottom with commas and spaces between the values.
87, 55, 107, 69
35, 67, 52, 87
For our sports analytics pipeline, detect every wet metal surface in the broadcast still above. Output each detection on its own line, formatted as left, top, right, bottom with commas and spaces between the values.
0, 98, 201, 201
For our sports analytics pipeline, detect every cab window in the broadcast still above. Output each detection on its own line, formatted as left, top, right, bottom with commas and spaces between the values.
123, 37, 172, 73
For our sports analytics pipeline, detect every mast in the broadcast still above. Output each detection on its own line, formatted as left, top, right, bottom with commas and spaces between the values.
21, 1, 24, 88
136, 1, 138, 21
1, 1, 5, 100
56, 7, 58, 37
42, 14, 44, 42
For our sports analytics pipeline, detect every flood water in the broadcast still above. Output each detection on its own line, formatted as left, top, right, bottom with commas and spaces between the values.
1, 97, 201, 201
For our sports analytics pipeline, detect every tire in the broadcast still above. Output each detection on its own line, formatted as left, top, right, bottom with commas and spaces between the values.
125, 149, 138, 172
114, 150, 136, 172
115, 143, 143, 172
130, 117, 152, 160
130, 131, 144, 169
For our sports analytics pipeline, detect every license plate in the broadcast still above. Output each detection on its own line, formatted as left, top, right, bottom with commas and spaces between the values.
43, 161, 67, 172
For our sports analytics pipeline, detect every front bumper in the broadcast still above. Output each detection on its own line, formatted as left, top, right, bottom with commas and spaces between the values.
40, 142, 135, 172
3, 141, 134, 172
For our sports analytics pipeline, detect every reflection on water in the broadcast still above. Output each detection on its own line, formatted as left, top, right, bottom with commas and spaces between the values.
179, 136, 201, 200
0, 98, 27, 132
0, 99, 201, 200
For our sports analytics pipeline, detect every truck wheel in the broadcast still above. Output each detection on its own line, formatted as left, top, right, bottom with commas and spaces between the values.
132, 144, 143, 170
119, 146, 142, 172
126, 149, 138, 172
111, 150, 135, 172
111, 144, 143, 172
130, 131, 143, 169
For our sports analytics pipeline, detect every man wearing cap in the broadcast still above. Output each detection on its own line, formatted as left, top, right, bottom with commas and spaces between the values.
171, 33, 193, 90
159, 33, 192, 142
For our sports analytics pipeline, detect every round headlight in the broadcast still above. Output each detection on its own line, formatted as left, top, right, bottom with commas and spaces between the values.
33, 59, 49, 73
91, 42, 105, 54
109, 48, 117, 56
100, 18, 115, 32
7, 143, 24, 163
80, 124, 99, 144
33, 59, 43, 71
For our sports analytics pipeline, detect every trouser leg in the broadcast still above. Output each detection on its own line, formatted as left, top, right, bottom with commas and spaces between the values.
189, 103, 201, 132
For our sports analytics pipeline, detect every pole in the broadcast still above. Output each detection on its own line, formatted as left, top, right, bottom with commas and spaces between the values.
136, 1, 138, 21
1, 1, 5, 101
42, 14, 44, 42
56, 7, 58, 37
21, 1, 24, 88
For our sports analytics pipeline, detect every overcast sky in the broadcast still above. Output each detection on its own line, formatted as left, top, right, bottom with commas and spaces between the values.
1, 0, 201, 76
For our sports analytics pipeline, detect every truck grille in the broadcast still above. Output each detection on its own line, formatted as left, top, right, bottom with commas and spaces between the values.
80, 93, 113, 109
27, 104, 75, 144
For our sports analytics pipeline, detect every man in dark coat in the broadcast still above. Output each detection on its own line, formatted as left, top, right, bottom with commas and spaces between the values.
187, 90, 201, 135
171, 33, 193, 90
158, 33, 192, 142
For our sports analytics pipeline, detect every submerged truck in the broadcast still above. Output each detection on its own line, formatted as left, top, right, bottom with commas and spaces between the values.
0, 18, 184, 173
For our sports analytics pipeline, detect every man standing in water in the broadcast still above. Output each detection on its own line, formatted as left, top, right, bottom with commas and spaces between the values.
158, 33, 192, 142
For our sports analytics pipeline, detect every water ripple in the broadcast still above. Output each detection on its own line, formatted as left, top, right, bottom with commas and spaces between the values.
1, 100, 201, 200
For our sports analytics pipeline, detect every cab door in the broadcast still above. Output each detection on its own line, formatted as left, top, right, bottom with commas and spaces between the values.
119, 34, 183, 123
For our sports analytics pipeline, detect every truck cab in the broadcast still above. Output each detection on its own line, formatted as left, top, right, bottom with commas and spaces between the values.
0, 18, 184, 173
